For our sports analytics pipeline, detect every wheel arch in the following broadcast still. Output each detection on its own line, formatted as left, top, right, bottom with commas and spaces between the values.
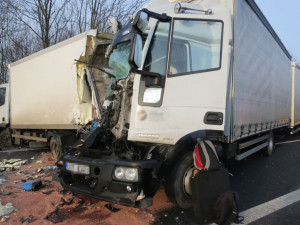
163, 129, 224, 173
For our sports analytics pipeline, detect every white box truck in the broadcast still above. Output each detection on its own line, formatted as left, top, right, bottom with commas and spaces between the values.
0, 30, 114, 156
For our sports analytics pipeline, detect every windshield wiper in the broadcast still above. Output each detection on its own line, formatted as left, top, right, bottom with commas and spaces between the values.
75, 59, 116, 79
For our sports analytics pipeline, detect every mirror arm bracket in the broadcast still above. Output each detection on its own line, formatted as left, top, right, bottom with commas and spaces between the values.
132, 69, 165, 87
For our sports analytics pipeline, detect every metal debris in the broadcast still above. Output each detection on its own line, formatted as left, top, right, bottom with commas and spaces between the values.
45, 208, 64, 224
0, 216, 9, 222
42, 190, 54, 195
104, 204, 120, 213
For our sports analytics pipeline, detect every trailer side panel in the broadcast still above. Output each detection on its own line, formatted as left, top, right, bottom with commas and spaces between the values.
232, 0, 291, 140
9, 31, 98, 129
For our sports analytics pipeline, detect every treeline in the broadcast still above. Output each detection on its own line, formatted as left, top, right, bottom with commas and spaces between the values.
0, 0, 147, 84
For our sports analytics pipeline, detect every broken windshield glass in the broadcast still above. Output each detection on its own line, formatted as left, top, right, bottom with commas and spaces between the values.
108, 42, 131, 80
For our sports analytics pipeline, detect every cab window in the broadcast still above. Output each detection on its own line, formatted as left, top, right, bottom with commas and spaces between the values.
169, 19, 223, 75
0, 88, 6, 107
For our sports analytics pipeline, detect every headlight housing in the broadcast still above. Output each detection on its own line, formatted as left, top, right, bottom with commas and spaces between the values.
113, 167, 139, 182
143, 88, 162, 103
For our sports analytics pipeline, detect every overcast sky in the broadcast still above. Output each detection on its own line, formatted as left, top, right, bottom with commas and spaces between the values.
255, 0, 300, 62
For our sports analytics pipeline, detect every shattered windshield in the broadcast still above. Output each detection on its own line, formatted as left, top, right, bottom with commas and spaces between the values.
108, 42, 131, 80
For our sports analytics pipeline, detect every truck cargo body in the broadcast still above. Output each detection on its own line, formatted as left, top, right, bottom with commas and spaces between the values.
57, 0, 300, 209
0, 30, 113, 154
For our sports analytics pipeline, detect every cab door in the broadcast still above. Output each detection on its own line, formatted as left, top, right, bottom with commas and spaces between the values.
0, 85, 9, 126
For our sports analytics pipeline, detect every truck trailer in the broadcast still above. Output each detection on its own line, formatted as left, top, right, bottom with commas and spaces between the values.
0, 30, 114, 156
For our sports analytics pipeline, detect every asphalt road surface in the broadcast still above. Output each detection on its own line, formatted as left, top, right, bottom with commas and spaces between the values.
1, 133, 299, 225
153, 133, 300, 225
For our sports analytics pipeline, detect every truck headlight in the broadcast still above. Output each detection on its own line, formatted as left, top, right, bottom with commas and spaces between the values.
113, 167, 139, 182
143, 88, 162, 103
114, 167, 124, 179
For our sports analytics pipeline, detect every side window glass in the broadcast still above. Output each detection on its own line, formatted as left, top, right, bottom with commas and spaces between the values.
169, 20, 223, 75
143, 22, 170, 75
0, 88, 6, 107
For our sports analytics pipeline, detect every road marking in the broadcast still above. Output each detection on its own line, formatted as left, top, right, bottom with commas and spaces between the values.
239, 189, 300, 224
276, 139, 300, 145
0, 148, 48, 153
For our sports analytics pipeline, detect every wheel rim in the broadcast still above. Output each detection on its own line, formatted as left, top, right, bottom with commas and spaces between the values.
183, 166, 195, 196
51, 142, 59, 156
268, 134, 274, 153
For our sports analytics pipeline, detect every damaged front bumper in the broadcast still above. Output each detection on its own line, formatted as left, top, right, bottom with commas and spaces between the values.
58, 149, 162, 208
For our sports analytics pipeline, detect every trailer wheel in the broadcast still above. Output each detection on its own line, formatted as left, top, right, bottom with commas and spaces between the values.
165, 152, 194, 209
50, 136, 62, 158
263, 131, 274, 156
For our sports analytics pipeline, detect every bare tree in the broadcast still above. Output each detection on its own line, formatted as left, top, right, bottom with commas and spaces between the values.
9, 0, 71, 48
72, 0, 147, 33
0, 0, 148, 84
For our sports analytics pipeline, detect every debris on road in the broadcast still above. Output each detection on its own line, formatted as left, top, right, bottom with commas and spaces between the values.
0, 158, 29, 172
104, 204, 120, 213
20, 215, 37, 223
0, 202, 15, 216
0, 215, 10, 222
0, 151, 168, 224
22, 180, 42, 191
0, 178, 5, 186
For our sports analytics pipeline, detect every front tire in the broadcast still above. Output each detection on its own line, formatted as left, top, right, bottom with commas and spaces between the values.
50, 136, 62, 158
165, 152, 195, 209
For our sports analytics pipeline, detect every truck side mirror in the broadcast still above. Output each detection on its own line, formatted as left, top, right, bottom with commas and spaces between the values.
129, 34, 143, 69
133, 11, 149, 33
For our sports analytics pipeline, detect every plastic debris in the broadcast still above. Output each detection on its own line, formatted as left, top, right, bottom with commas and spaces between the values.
0, 216, 10, 222
22, 180, 42, 191
12, 159, 28, 167
0, 178, 6, 186
42, 165, 58, 171
0, 192, 12, 196
0, 202, 15, 216
20, 215, 37, 223
36, 160, 43, 164
7, 159, 21, 164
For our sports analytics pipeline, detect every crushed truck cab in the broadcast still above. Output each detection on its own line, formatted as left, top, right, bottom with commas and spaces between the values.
58, 0, 299, 209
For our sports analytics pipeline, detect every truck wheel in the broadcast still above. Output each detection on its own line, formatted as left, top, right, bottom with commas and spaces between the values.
50, 136, 62, 158
263, 131, 274, 156
165, 152, 195, 209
